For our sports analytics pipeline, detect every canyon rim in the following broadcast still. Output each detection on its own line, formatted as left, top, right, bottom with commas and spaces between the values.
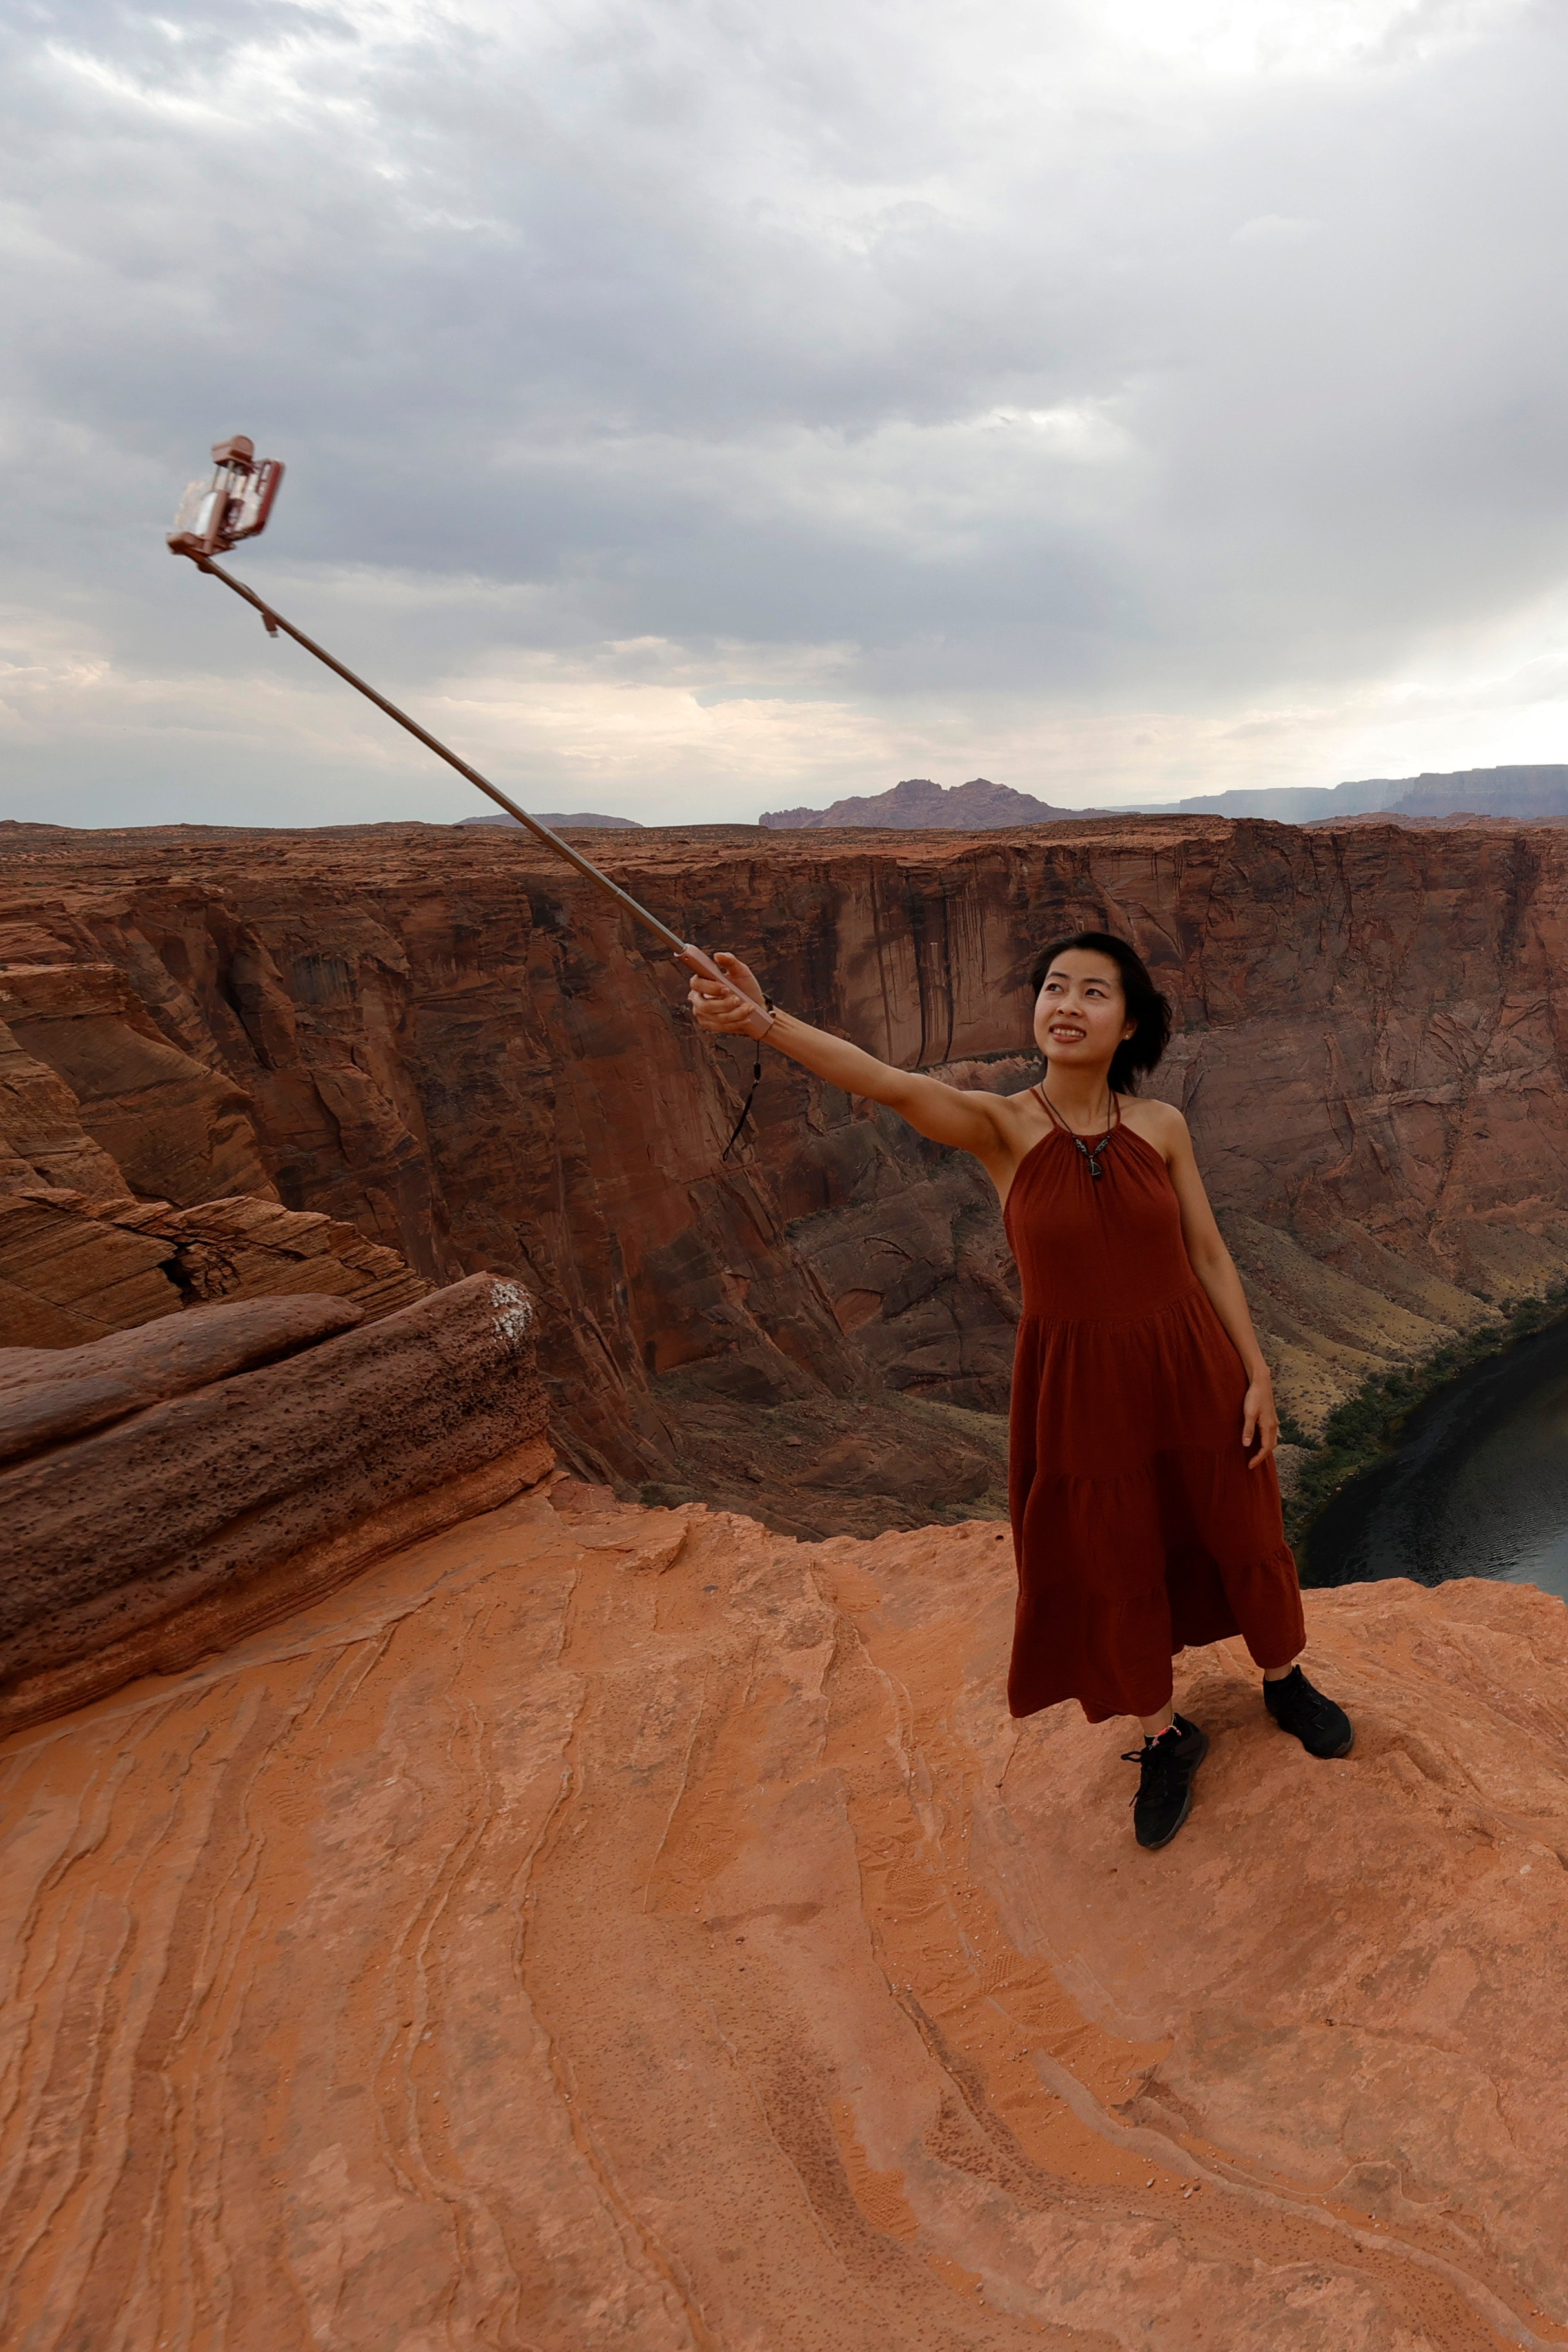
3, 808, 1565, 1528
5, 809, 1568, 2347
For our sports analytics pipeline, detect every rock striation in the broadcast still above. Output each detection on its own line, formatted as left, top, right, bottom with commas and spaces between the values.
0, 1186, 431, 1348
0, 1273, 551, 1732
3, 1482, 1565, 2347
0, 959, 275, 1204
4, 815, 1568, 1530
0, 1290, 364, 1461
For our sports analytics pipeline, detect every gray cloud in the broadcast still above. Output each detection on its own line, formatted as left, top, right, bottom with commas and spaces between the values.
2, 0, 1565, 824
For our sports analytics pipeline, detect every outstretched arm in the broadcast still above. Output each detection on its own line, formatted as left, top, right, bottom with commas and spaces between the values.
687, 954, 1010, 1161
1152, 1103, 1280, 1469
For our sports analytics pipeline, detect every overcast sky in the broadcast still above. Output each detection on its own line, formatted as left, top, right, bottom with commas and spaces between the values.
3, 0, 1567, 827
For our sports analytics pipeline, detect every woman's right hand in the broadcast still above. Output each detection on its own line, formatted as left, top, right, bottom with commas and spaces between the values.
681, 952, 1008, 1161
685, 951, 770, 1037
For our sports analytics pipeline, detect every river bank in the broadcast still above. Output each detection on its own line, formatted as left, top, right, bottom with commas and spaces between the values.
1286, 1281, 1568, 1564
1295, 1286, 1568, 1596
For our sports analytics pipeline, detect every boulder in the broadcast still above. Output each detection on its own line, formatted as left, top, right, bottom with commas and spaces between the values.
0, 1271, 549, 1706
0, 1291, 364, 1461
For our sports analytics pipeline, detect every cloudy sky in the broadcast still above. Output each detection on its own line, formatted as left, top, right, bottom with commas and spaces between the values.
3, 0, 1567, 827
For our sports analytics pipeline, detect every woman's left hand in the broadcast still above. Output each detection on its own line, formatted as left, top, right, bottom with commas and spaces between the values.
1242, 1374, 1279, 1468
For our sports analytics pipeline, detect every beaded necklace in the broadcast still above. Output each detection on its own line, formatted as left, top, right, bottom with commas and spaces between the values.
1033, 1082, 1121, 1181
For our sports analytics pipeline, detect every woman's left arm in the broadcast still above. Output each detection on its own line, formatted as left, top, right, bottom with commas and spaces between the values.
1141, 1103, 1279, 1469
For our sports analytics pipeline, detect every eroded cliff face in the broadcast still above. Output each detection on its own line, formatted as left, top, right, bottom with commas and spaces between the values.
3, 816, 1567, 1529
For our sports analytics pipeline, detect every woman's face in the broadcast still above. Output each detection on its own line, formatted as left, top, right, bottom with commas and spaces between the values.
1033, 950, 1136, 1073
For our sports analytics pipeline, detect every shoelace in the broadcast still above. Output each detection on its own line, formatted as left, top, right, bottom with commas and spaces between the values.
1282, 1685, 1335, 1732
1123, 1740, 1184, 1806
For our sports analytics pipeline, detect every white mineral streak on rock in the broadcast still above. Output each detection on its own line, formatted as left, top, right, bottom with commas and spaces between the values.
489, 1277, 534, 1350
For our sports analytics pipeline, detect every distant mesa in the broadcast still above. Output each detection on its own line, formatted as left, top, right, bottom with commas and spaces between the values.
459, 810, 643, 830
759, 764, 1568, 830
760, 776, 1105, 830
1145, 763, 1568, 824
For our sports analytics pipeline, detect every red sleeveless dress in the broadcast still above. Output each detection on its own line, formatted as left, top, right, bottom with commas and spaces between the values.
1003, 1117, 1304, 1723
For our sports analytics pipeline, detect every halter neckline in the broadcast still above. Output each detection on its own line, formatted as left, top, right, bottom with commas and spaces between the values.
1033, 1083, 1121, 1181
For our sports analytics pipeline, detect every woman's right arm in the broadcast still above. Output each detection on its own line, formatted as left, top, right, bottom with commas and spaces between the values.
687, 953, 1010, 1159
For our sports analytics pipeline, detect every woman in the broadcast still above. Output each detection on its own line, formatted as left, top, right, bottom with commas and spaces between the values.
687, 928, 1353, 1850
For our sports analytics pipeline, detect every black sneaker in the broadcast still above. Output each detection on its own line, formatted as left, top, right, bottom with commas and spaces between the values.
1121, 1715, 1208, 1849
1264, 1665, 1354, 1759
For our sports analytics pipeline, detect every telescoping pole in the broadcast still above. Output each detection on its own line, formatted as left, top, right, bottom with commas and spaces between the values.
184, 555, 724, 979
166, 435, 766, 1150
167, 480, 725, 982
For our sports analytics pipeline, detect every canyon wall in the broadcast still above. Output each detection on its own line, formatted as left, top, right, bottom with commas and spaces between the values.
3, 815, 1567, 1531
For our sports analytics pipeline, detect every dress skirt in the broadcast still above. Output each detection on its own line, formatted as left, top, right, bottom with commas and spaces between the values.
1004, 1119, 1305, 1724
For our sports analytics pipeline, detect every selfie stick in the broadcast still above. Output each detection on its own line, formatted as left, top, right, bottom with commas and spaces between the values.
166, 437, 729, 986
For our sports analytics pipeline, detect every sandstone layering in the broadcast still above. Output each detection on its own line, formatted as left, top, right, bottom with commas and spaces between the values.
0, 1274, 550, 1733
3, 1478, 1567, 2349
4, 814, 1568, 1532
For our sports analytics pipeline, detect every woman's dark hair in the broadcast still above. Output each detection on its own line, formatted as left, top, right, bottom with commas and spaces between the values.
1028, 930, 1171, 1093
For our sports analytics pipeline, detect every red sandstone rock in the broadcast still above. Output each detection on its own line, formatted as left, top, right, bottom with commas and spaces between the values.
0, 1011, 132, 1199
0, 1186, 430, 1348
0, 1291, 364, 1461
0, 1270, 547, 1696
1, 1494, 1562, 2346
0, 961, 275, 1204
105, 1191, 432, 1318
0, 1188, 182, 1346
3, 817, 1568, 1522
0, 1435, 554, 1737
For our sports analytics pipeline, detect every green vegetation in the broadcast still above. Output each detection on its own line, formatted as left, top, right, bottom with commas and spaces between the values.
1284, 1281, 1568, 1549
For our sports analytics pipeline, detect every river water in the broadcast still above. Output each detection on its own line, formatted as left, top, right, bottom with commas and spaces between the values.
1304, 1315, 1568, 1603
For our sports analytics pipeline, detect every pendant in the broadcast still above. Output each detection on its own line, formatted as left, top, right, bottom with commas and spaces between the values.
1089, 1158, 1103, 1180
